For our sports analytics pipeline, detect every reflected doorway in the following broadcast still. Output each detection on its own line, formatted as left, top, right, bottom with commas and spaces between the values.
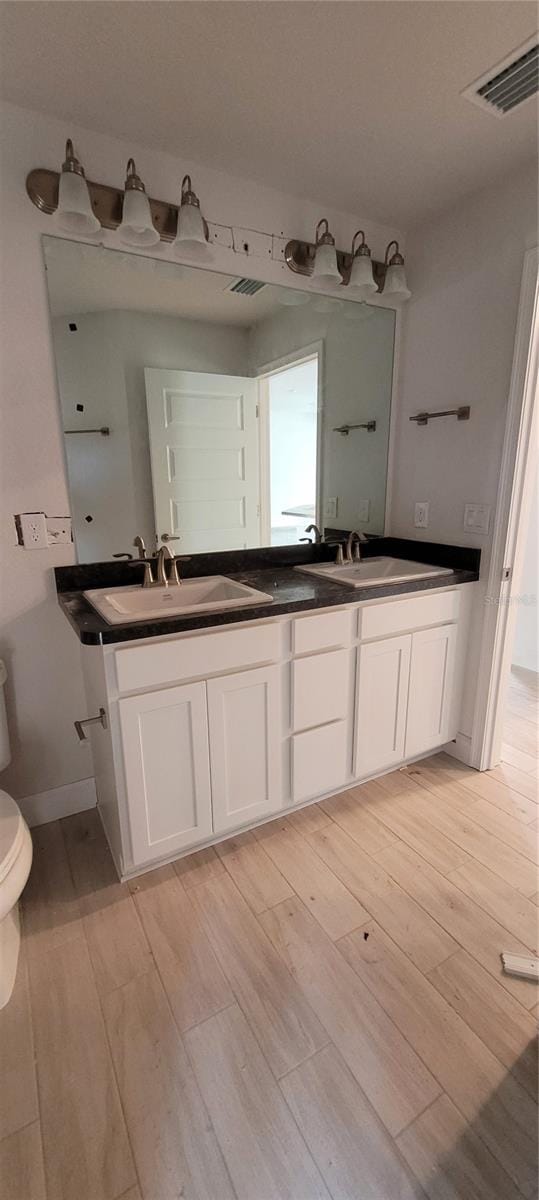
258, 353, 320, 546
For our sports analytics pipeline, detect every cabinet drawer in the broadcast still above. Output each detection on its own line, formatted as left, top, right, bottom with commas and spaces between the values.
292, 649, 350, 731
115, 622, 281, 693
360, 589, 460, 641
292, 720, 348, 802
293, 609, 351, 655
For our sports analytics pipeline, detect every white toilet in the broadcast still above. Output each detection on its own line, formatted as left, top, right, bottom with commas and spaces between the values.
0, 661, 32, 1008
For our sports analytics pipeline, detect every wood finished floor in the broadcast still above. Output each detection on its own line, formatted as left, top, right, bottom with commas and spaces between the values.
2, 669, 538, 1200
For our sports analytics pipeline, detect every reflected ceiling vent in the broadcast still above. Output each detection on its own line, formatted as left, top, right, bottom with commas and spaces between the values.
462, 37, 538, 117
225, 277, 266, 296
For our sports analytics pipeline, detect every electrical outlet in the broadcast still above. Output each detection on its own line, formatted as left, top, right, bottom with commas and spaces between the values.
357, 498, 370, 523
324, 497, 338, 519
17, 512, 48, 548
46, 516, 72, 545
414, 502, 429, 529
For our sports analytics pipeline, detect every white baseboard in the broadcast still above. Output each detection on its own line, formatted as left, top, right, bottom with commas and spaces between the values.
443, 733, 474, 767
18, 777, 97, 827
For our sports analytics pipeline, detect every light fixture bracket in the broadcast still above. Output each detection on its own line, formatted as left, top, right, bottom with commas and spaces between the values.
124, 159, 145, 192
25, 167, 209, 243
285, 238, 387, 289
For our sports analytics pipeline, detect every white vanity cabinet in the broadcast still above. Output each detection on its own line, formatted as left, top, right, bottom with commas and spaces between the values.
82, 582, 473, 880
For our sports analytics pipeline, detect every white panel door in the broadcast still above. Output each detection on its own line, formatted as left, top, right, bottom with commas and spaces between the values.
119, 681, 212, 865
354, 634, 411, 778
207, 665, 282, 834
405, 623, 458, 758
145, 368, 260, 553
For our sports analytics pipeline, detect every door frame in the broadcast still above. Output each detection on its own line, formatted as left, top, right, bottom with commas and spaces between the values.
255, 341, 324, 542
471, 245, 538, 770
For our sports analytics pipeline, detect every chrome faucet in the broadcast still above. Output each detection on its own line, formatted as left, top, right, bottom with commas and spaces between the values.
156, 544, 181, 587
345, 530, 368, 563
301, 523, 324, 544
131, 534, 182, 588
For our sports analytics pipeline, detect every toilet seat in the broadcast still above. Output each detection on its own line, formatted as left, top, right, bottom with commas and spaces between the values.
0, 790, 26, 885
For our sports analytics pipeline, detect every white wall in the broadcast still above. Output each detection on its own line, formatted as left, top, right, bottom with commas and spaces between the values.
0, 100, 398, 801
53, 309, 248, 559
512, 467, 538, 673
391, 163, 537, 737
250, 304, 395, 533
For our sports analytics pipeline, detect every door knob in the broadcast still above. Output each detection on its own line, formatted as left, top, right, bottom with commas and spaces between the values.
161, 533, 181, 542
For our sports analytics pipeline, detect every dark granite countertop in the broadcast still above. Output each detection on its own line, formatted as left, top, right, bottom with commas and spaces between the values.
56, 539, 480, 645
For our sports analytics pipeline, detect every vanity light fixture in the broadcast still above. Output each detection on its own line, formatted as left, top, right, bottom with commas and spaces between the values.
173, 175, 211, 259
55, 140, 100, 236
118, 159, 160, 247
382, 241, 411, 302
346, 230, 377, 299
311, 219, 342, 284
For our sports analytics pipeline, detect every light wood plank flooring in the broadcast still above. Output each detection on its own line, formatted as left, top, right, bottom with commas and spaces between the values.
2, 727, 538, 1199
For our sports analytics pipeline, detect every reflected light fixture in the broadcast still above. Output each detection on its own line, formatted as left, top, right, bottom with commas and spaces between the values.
312, 218, 341, 284
347, 230, 377, 299
312, 296, 344, 314
275, 288, 310, 307
118, 159, 160, 247
55, 140, 100, 236
383, 240, 411, 302
173, 174, 211, 259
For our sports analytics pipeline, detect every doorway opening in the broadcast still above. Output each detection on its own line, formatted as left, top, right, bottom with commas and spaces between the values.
472, 246, 538, 774
258, 352, 320, 546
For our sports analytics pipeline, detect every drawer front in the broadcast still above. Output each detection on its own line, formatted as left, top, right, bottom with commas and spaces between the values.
292, 720, 348, 802
292, 649, 350, 732
115, 621, 281, 693
360, 590, 460, 641
293, 609, 352, 655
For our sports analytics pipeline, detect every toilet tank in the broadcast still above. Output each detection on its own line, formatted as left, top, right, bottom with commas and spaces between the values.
0, 661, 11, 771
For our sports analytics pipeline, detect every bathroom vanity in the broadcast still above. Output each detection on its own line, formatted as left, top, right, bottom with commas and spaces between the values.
57, 548, 478, 880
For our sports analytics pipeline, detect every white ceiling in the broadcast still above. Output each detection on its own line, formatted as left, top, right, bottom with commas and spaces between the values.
1, 2, 537, 228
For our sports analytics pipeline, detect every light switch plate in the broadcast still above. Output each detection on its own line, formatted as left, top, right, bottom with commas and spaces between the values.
357, 498, 370, 522
414, 502, 429, 529
464, 503, 490, 534
324, 497, 338, 519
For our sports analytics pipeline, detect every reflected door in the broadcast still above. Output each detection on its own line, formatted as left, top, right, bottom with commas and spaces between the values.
145, 368, 260, 553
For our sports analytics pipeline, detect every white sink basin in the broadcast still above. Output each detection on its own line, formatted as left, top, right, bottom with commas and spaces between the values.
295, 556, 453, 588
84, 576, 274, 624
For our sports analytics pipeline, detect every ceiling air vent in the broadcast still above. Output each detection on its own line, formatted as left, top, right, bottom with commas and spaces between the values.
462, 36, 538, 117
225, 277, 266, 296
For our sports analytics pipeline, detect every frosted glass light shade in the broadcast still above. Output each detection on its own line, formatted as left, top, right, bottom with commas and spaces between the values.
173, 203, 211, 259
347, 253, 377, 299
383, 263, 411, 302
118, 188, 159, 247
276, 288, 310, 307
55, 170, 100, 235
312, 241, 341, 283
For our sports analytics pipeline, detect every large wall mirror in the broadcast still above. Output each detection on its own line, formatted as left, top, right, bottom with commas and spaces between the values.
43, 236, 396, 562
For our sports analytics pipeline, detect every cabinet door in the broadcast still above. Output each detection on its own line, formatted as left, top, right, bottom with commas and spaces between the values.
354, 635, 411, 778
118, 681, 212, 865
405, 623, 458, 759
207, 665, 282, 834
